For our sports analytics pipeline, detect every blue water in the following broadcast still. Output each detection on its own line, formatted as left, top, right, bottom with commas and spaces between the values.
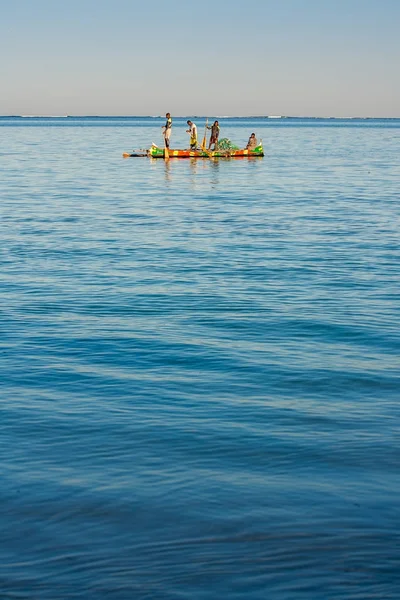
1, 117, 399, 599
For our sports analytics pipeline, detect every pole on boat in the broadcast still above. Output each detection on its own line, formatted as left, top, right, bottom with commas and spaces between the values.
201, 118, 208, 151
162, 122, 169, 160
164, 138, 169, 160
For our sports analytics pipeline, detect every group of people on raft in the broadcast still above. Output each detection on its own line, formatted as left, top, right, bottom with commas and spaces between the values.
162, 113, 258, 151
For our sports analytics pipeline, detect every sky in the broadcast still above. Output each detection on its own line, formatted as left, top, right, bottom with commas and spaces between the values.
1, 0, 399, 117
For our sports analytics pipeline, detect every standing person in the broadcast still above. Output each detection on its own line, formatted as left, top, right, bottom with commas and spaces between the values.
207, 120, 220, 150
186, 120, 198, 150
246, 133, 258, 150
162, 113, 172, 148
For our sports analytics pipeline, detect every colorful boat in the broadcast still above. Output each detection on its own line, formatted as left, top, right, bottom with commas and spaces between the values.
123, 143, 264, 159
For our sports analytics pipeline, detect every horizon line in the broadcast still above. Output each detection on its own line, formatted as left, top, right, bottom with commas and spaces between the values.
1, 114, 400, 120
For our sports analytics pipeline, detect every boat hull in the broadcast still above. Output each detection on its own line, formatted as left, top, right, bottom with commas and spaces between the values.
123, 146, 264, 158
149, 146, 264, 158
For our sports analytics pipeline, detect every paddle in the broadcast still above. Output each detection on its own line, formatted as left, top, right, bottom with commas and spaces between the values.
201, 118, 208, 151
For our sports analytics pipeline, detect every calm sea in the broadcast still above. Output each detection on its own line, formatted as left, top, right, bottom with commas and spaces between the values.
1, 117, 399, 599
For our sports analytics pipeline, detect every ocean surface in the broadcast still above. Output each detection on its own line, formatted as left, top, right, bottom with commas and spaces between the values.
1, 116, 399, 599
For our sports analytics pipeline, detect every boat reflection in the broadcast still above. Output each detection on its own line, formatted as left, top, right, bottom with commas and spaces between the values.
149, 154, 262, 187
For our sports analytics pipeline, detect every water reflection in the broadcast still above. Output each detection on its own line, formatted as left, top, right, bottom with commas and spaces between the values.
189, 158, 198, 183
209, 158, 220, 187
164, 158, 171, 183
151, 155, 263, 188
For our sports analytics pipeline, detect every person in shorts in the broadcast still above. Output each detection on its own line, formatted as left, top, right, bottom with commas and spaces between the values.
186, 120, 198, 150
162, 113, 172, 148
207, 120, 220, 150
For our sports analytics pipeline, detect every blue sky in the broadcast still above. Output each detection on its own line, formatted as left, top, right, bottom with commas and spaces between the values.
1, 0, 399, 116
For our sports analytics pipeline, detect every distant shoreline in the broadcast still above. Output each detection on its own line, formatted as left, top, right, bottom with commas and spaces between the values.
1, 115, 399, 120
